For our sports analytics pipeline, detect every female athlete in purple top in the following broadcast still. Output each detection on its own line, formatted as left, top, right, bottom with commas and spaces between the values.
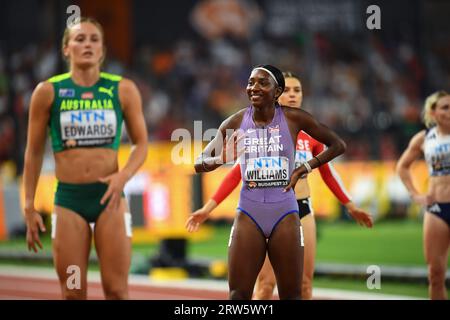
237, 103, 298, 237
195, 65, 346, 300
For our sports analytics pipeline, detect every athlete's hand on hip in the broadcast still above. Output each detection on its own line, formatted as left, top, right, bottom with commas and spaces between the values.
185, 208, 211, 233
24, 208, 46, 253
345, 202, 373, 228
99, 172, 127, 212
283, 167, 306, 192
411, 193, 435, 207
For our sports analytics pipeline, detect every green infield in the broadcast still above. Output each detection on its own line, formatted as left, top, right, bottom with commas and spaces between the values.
0, 219, 443, 266
187, 219, 438, 267
312, 276, 449, 299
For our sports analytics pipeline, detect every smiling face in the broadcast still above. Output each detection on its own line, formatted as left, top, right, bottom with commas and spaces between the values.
246, 69, 282, 108
432, 95, 450, 130
63, 22, 104, 70
278, 76, 302, 109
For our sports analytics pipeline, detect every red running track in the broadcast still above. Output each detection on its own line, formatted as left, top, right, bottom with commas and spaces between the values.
1, 268, 411, 300
0, 274, 230, 300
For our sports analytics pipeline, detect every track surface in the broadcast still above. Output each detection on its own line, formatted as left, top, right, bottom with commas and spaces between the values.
0, 265, 419, 300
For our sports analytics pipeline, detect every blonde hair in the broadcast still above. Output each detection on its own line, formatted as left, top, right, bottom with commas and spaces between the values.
62, 17, 106, 67
423, 91, 449, 128
282, 71, 300, 82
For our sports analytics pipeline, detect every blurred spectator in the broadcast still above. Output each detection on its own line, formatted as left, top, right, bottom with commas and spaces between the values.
2, 0, 450, 176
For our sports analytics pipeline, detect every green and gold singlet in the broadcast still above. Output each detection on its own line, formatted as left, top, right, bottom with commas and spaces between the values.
48, 72, 123, 152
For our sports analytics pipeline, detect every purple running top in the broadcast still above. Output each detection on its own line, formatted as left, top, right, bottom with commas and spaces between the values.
238, 104, 296, 203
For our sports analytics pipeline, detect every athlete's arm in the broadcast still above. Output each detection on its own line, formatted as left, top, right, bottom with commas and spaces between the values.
99, 78, 148, 211
313, 141, 351, 204
186, 199, 218, 233
186, 163, 242, 232
284, 107, 346, 191
194, 110, 244, 173
23, 81, 53, 252
396, 130, 429, 206
212, 163, 242, 204
313, 140, 372, 227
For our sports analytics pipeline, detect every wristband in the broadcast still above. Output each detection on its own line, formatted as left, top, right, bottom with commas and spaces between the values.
303, 161, 312, 173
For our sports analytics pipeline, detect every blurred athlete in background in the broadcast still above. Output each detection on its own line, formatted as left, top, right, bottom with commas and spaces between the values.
397, 91, 450, 300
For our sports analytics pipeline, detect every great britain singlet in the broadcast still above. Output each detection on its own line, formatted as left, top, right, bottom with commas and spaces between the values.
238, 104, 296, 202
47, 72, 123, 152
424, 126, 450, 176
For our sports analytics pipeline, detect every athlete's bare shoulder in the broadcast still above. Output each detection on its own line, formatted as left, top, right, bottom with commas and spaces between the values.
35, 81, 54, 96
279, 104, 316, 132
118, 77, 140, 107
118, 77, 139, 96
118, 77, 135, 89
408, 130, 426, 150
30, 81, 54, 112
280, 104, 309, 119
220, 106, 248, 131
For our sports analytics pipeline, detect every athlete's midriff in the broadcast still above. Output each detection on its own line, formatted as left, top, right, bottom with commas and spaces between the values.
54, 148, 118, 183
428, 176, 450, 202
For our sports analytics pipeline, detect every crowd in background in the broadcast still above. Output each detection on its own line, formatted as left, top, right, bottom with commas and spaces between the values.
1, 2, 450, 177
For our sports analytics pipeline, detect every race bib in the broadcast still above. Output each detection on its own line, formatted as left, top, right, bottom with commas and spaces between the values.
60, 110, 117, 148
245, 156, 289, 188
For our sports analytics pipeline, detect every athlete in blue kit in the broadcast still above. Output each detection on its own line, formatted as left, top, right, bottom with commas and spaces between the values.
397, 91, 450, 300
